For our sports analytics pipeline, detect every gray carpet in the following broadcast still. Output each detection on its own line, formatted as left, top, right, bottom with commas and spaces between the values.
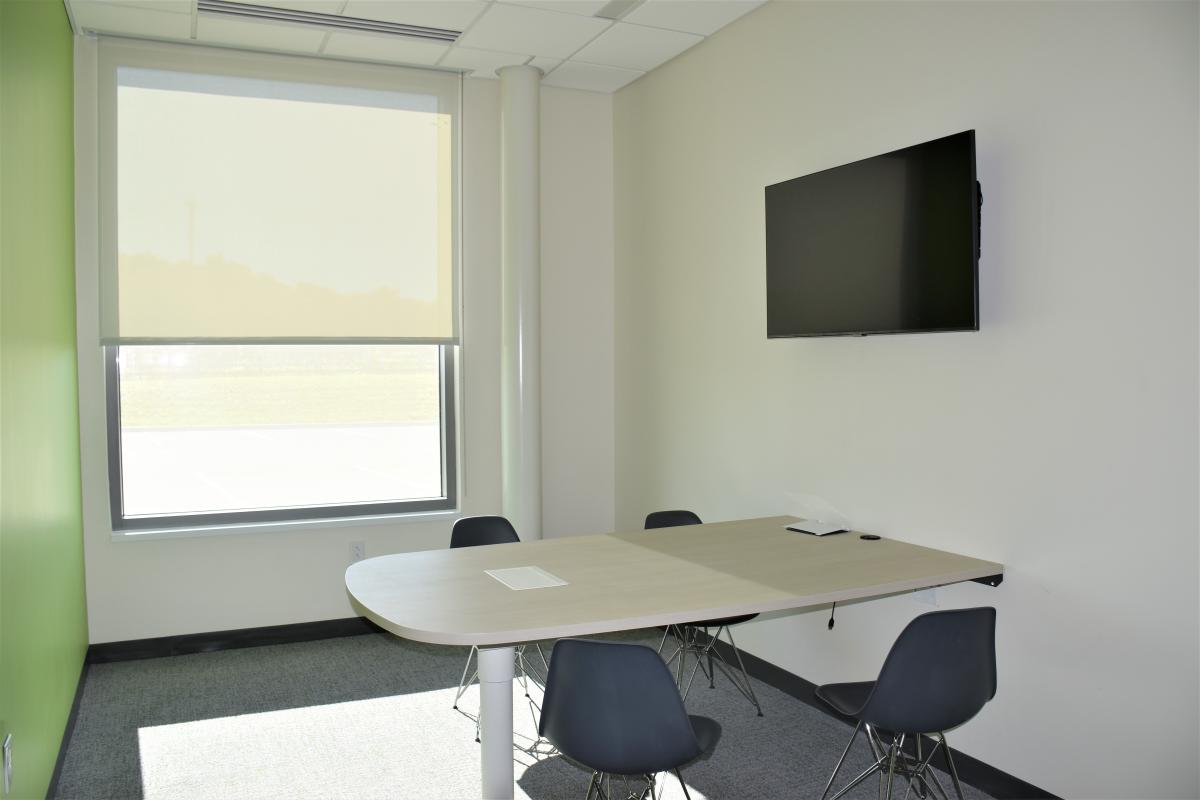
52, 630, 993, 799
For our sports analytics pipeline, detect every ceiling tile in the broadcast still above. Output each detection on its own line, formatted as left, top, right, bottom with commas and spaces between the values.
69, 1, 192, 39
500, 0, 610, 16
341, 1, 487, 31
457, 3, 611, 59
541, 60, 641, 92
527, 56, 562, 75
233, 0, 345, 13
76, 0, 192, 13
622, 0, 765, 37
196, 15, 328, 53
439, 46, 531, 78
571, 21, 700, 72
322, 31, 449, 65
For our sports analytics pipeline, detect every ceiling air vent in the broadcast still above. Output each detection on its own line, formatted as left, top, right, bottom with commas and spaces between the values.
593, 0, 643, 21
196, 0, 461, 43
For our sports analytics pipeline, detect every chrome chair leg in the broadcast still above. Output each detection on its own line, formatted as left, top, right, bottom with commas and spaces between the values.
904, 735, 944, 800
830, 759, 885, 800
453, 645, 478, 709
534, 641, 551, 676
656, 626, 673, 655
668, 623, 763, 714
821, 721, 863, 800
516, 647, 531, 698
720, 626, 763, 715
673, 768, 692, 800
938, 733, 966, 800
826, 722, 890, 800
705, 627, 716, 688
884, 734, 904, 799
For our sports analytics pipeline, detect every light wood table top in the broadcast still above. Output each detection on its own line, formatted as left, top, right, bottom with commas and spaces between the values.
345, 516, 1002, 647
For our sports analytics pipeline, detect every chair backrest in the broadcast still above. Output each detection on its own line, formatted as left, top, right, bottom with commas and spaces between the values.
861, 607, 997, 734
450, 515, 520, 549
644, 509, 703, 529
539, 639, 702, 776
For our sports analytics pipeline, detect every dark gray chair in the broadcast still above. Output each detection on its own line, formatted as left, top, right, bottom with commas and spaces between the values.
539, 638, 719, 799
644, 510, 763, 716
816, 607, 998, 800
449, 516, 548, 740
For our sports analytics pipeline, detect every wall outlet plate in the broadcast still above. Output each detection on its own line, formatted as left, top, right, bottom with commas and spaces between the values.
914, 587, 939, 606
349, 541, 366, 563
3, 732, 13, 797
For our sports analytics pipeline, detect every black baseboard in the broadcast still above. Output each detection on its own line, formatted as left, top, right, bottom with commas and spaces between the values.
86, 616, 381, 664
703, 635, 1058, 800
45, 658, 89, 800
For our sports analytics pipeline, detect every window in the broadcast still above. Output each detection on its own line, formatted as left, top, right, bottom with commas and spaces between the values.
96, 41, 460, 531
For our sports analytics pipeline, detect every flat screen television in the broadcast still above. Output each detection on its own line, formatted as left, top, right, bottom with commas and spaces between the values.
765, 130, 980, 338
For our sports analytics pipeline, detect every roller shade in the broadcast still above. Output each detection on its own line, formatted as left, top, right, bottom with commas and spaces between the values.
98, 40, 459, 344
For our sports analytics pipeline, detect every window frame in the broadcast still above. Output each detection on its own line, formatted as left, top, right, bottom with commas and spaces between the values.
84, 38, 464, 535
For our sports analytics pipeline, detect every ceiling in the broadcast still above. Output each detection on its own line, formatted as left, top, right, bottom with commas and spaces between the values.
63, 0, 766, 93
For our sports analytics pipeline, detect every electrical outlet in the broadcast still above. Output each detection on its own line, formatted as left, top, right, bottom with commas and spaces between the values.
350, 541, 366, 563
3, 733, 13, 797
914, 587, 939, 606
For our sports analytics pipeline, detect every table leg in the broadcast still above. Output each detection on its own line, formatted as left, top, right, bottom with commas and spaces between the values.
477, 645, 516, 799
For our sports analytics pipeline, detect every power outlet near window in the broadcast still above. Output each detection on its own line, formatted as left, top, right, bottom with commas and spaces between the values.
350, 541, 366, 563
3, 732, 13, 797
913, 587, 939, 607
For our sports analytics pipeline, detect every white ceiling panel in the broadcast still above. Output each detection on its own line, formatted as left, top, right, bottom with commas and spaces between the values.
572, 21, 700, 71
79, 0, 192, 13
439, 46, 530, 78
622, 0, 764, 37
70, 1, 192, 39
500, 0, 611, 16
233, 0, 345, 13
196, 15, 328, 53
66, 0, 763, 94
341, 1, 487, 31
457, 3, 611, 59
541, 59, 641, 92
322, 31, 449, 65
527, 56, 562, 75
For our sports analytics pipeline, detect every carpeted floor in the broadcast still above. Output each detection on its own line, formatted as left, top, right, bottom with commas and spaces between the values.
52, 630, 993, 799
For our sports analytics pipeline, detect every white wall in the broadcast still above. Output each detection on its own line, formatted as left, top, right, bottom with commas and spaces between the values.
77, 76, 615, 643
613, 2, 1198, 798
541, 86, 615, 539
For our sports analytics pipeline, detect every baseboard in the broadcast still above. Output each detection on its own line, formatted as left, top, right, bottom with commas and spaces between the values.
45, 658, 89, 800
86, 616, 381, 664
704, 634, 1059, 800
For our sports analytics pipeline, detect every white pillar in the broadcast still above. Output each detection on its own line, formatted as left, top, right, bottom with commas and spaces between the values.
499, 65, 542, 540
477, 646, 516, 799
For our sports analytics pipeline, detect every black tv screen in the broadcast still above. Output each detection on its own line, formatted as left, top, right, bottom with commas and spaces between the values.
765, 131, 979, 337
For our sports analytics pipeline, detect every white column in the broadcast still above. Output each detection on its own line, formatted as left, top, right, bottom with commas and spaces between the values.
477, 645, 516, 800
499, 64, 543, 541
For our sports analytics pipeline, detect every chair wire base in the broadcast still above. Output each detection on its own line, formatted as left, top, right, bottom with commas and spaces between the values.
584, 769, 692, 800
452, 642, 554, 753
821, 722, 966, 800
658, 624, 763, 716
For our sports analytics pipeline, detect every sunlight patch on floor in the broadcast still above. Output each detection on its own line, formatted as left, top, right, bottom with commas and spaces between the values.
137, 680, 707, 800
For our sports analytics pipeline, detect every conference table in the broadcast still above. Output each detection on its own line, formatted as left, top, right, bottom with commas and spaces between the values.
344, 515, 1003, 799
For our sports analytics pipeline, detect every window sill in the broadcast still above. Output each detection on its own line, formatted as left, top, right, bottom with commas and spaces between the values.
110, 508, 460, 542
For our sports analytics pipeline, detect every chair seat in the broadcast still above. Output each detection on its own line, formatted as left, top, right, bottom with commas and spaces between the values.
686, 613, 758, 629
814, 680, 874, 717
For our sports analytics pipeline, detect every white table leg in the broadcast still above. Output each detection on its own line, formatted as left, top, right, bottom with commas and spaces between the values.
477, 645, 515, 799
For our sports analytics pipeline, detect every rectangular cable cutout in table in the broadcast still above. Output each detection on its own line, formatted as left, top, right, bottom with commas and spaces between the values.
485, 566, 568, 590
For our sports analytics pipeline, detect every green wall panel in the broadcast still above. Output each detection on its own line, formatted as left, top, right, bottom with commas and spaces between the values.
0, 1, 88, 798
